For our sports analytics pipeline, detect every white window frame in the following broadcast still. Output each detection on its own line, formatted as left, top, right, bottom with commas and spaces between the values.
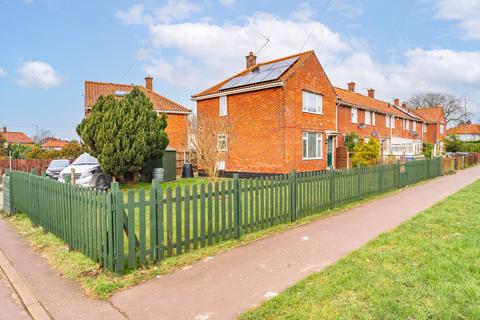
219, 96, 227, 116
412, 121, 416, 131
351, 107, 358, 124
423, 123, 427, 133
217, 133, 228, 151
302, 91, 323, 114
385, 114, 390, 128
440, 124, 445, 134
372, 111, 376, 126
390, 115, 395, 129
406, 119, 410, 130
302, 132, 323, 160
365, 110, 371, 125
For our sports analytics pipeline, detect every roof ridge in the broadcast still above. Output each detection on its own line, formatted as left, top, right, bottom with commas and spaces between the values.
85, 80, 139, 87
143, 87, 191, 112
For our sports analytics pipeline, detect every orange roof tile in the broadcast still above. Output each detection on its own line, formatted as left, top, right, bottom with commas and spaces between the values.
446, 124, 480, 135
42, 139, 69, 148
1, 131, 33, 144
410, 107, 445, 123
85, 81, 191, 114
334, 87, 416, 120
192, 51, 315, 98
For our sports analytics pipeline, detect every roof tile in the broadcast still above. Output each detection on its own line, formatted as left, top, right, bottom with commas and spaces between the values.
85, 81, 191, 114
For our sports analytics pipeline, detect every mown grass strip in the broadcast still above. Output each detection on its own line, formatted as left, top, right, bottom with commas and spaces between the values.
241, 179, 480, 320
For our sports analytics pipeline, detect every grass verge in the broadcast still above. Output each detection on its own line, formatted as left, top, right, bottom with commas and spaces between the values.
241, 179, 480, 320
1, 180, 430, 300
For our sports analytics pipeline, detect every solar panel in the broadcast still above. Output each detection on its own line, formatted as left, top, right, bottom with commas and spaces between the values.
219, 56, 298, 91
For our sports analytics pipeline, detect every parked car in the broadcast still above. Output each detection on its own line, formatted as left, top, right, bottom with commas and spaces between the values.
58, 153, 111, 190
46, 159, 70, 180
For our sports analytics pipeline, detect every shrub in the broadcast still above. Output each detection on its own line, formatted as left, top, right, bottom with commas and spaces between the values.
352, 137, 380, 167
344, 132, 360, 153
422, 142, 433, 159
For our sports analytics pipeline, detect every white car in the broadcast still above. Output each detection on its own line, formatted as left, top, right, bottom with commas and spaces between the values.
58, 153, 111, 190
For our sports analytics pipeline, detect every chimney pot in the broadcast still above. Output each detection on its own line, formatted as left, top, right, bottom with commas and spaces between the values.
246, 52, 257, 69
347, 82, 355, 92
401, 101, 407, 108
368, 88, 375, 99
393, 98, 400, 106
145, 76, 153, 91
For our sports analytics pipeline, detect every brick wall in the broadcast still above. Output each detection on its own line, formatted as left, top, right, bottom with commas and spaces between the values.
165, 113, 189, 152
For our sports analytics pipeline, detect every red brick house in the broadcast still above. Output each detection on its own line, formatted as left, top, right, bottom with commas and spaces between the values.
193, 51, 448, 174
411, 107, 447, 148
335, 84, 430, 157
447, 123, 480, 141
84, 77, 191, 151
192, 51, 338, 175
1, 127, 34, 146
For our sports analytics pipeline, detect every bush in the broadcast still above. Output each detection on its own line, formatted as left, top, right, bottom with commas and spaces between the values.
352, 137, 380, 167
422, 142, 433, 159
344, 132, 360, 153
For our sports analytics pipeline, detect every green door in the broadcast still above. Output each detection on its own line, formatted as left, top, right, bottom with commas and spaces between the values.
327, 137, 333, 167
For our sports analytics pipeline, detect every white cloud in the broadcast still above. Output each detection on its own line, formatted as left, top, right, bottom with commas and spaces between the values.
0, 68, 6, 78
143, 12, 350, 89
434, 0, 480, 40
16, 61, 61, 88
219, 0, 235, 8
290, 2, 314, 22
115, 4, 147, 25
332, 0, 363, 18
116, 0, 202, 26
116, 4, 480, 122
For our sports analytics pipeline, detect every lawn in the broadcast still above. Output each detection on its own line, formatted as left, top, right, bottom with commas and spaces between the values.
241, 179, 480, 320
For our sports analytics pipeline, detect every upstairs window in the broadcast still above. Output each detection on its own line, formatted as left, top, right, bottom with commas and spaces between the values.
351, 107, 358, 123
385, 114, 390, 128
365, 110, 371, 125
423, 123, 427, 133
406, 119, 410, 130
302, 91, 323, 114
372, 111, 376, 126
391, 115, 395, 128
219, 96, 227, 116
302, 132, 323, 159
413, 121, 416, 131
217, 134, 228, 151
440, 124, 445, 134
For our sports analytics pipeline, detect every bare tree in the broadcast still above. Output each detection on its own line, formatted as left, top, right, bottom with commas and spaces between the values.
32, 128, 53, 145
188, 115, 235, 182
408, 92, 470, 126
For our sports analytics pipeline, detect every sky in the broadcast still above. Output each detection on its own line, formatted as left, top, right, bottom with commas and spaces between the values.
1, 0, 480, 139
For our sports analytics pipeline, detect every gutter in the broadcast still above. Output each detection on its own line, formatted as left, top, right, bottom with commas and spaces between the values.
191, 82, 284, 101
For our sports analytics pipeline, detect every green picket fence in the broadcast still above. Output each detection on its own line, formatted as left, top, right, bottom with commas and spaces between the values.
3, 157, 442, 274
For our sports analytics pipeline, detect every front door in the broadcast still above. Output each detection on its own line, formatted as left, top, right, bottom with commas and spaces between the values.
327, 136, 334, 168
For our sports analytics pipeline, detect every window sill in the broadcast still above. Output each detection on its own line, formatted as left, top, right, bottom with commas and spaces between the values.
302, 157, 323, 161
302, 110, 323, 115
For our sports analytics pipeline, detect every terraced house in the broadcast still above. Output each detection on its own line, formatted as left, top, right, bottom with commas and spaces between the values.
84, 77, 191, 152
193, 50, 446, 175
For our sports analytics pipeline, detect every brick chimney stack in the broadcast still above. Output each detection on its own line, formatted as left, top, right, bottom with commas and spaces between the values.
145, 76, 153, 91
347, 82, 355, 92
246, 52, 257, 69
2, 127, 6, 134
368, 88, 375, 99
393, 98, 400, 106
401, 101, 407, 108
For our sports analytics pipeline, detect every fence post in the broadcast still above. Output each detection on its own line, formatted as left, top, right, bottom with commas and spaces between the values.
396, 162, 401, 189
3, 169, 13, 215
111, 182, 124, 275
233, 174, 241, 238
329, 169, 335, 209
289, 170, 297, 221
